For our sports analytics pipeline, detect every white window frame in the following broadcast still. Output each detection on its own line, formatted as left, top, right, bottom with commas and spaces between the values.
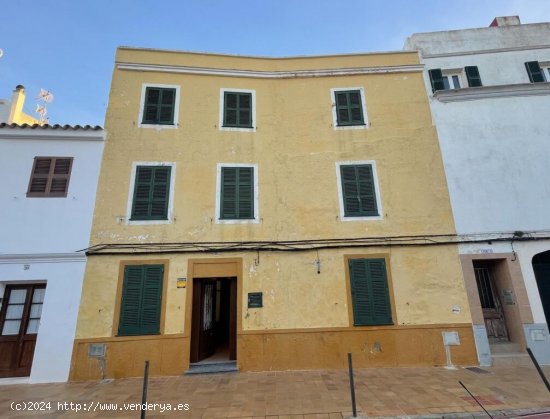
539, 61, 550, 82
126, 161, 176, 225
215, 163, 259, 224
330, 87, 368, 131
335, 160, 383, 221
441, 69, 465, 90
138, 83, 181, 129
219, 88, 257, 132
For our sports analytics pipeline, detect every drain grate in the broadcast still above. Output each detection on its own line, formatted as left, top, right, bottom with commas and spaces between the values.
466, 367, 491, 374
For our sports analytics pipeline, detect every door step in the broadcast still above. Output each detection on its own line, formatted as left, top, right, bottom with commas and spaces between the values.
491, 353, 531, 367
185, 361, 238, 375
490, 342, 522, 354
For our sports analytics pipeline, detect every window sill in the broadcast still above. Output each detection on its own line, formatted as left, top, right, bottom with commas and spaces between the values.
219, 125, 257, 132
127, 219, 172, 225
26, 194, 68, 198
138, 122, 178, 129
333, 123, 368, 131
216, 218, 259, 225
340, 214, 382, 222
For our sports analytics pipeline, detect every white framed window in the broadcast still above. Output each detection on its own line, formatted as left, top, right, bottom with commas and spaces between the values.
215, 163, 259, 224
219, 88, 257, 132
138, 83, 181, 129
441, 70, 464, 89
330, 87, 368, 130
126, 162, 176, 225
540, 61, 550, 81
335, 160, 383, 221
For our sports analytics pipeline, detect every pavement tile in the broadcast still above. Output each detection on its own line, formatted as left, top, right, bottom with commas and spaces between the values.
1, 365, 549, 418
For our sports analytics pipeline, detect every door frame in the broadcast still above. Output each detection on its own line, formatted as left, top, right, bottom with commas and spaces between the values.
0, 283, 46, 378
186, 258, 242, 364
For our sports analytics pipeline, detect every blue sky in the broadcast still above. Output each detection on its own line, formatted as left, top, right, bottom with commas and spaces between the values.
2, 0, 549, 126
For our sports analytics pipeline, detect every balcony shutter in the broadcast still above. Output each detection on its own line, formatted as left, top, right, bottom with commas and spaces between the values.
465, 66, 483, 87
428, 69, 445, 92
525, 61, 545, 83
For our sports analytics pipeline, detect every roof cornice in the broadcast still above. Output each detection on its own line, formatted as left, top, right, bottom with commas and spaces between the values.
0, 253, 87, 264
116, 62, 424, 79
0, 125, 104, 141
434, 82, 550, 102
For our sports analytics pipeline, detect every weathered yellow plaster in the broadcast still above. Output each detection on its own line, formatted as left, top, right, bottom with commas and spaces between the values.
73, 49, 475, 376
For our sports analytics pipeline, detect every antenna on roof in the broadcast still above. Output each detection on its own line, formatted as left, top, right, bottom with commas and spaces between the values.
35, 88, 54, 124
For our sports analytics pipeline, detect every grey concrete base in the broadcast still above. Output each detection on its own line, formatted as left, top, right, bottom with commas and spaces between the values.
472, 325, 491, 366
524, 323, 550, 365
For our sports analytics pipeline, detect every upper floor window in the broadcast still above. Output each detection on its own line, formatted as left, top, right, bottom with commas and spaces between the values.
219, 89, 256, 131
216, 164, 259, 223
331, 88, 368, 129
138, 84, 180, 128
27, 157, 73, 198
127, 163, 175, 224
525, 61, 549, 83
428, 66, 482, 92
336, 161, 382, 221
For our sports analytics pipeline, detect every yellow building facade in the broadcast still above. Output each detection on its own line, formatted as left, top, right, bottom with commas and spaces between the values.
71, 48, 477, 380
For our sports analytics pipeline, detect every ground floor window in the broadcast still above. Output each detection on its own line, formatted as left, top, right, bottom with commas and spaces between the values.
118, 265, 164, 336
348, 258, 393, 326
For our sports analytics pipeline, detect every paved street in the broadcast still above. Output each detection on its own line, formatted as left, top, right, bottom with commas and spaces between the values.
0, 365, 549, 418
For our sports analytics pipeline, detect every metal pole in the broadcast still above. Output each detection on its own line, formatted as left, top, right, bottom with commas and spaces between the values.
459, 381, 493, 419
526, 347, 550, 392
347, 353, 357, 418
140, 360, 150, 419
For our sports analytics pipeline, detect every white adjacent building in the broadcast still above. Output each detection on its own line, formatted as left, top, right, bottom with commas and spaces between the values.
0, 114, 104, 382
405, 16, 550, 366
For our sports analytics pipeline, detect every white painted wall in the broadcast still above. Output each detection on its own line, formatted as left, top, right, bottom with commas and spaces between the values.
406, 22, 550, 236
407, 22, 550, 362
0, 127, 104, 383
0, 259, 86, 383
0, 131, 104, 253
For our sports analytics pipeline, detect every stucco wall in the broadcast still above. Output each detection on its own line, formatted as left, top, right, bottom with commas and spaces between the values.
0, 134, 104, 254
91, 50, 456, 246
0, 260, 86, 383
75, 246, 471, 339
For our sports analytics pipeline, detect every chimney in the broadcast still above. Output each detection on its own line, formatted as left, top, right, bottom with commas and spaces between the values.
490, 16, 521, 27
8, 85, 26, 124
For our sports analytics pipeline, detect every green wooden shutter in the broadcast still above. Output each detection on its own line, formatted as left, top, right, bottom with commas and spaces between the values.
118, 265, 163, 336
221, 167, 254, 219
525, 61, 545, 83
428, 69, 445, 92
131, 166, 171, 221
349, 259, 392, 326
142, 87, 176, 124
335, 91, 364, 126
223, 92, 252, 127
140, 265, 164, 334
341, 165, 378, 217
118, 266, 145, 335
465, 66, 483, 87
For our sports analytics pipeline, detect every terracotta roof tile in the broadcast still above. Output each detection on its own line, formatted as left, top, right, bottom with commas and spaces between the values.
0, 123, 103, 131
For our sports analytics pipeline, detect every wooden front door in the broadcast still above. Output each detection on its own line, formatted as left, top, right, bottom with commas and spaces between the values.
474, 263, 509, 342
190, 277, 237, 363
0, 285, 46, 377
